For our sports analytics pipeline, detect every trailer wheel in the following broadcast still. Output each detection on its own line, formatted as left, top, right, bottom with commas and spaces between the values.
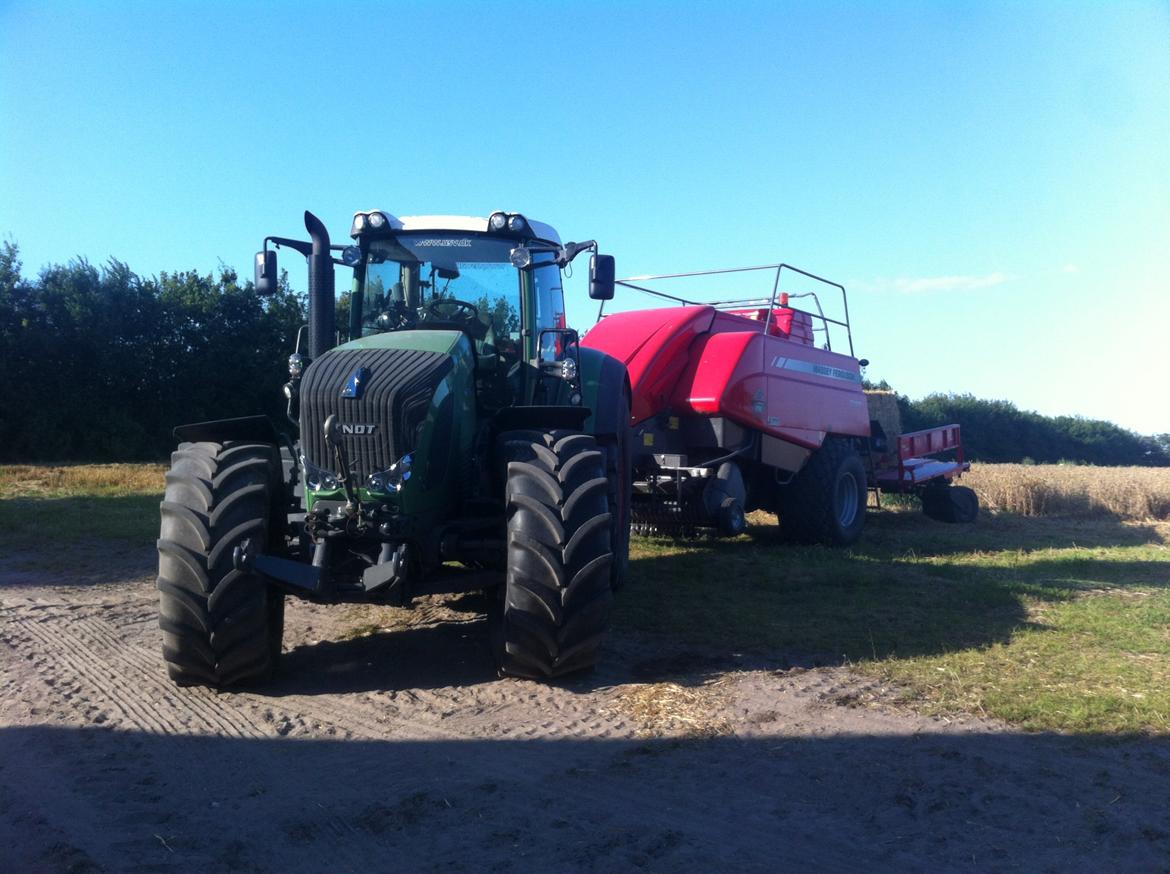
777, 438, 868, 546
921, 483, 979, 524
498, 430, 614, 679
157, 441, 285, 687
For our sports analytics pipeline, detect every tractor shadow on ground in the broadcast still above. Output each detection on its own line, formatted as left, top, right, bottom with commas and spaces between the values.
8, 724, 1170, 872
618, 510, 1170, 668
265, 588, 736, 697
266, 617, 501, 696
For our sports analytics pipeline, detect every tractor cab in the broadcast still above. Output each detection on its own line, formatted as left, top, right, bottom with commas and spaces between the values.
346, 213, 561, 353
342, 212, 579, 410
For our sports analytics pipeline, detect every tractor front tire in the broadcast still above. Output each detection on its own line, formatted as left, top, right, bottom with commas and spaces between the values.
777, 437, 868, 546
157, 441, 285, 687
499, 430, 614, 679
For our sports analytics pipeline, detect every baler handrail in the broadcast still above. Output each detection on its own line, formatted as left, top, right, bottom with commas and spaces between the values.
612, 280, 695, 306
609, 283, 849, 330
610, 262, 854, 357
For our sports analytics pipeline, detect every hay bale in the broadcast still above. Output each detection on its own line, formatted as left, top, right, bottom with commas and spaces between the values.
865, 390, 903, 442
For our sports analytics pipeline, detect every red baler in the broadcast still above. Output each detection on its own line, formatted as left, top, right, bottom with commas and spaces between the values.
582, 263, 975, 544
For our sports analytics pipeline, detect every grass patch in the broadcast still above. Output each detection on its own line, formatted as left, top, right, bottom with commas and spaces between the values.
0, 463, 165, 547
620, 510, 1170, 734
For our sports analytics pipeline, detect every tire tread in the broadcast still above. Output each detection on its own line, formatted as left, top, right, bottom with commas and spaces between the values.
156, 440, 284, 687
499, 429, 614, 679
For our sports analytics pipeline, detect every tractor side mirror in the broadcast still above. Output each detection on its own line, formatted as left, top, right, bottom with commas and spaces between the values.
254, 250, 278, 296
588, 254, 615, 301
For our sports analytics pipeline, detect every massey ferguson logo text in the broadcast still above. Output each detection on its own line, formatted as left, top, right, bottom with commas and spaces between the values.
339, 424, 378, 436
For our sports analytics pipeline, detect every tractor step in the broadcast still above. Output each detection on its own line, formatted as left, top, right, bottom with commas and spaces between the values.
253, 553, 324, 594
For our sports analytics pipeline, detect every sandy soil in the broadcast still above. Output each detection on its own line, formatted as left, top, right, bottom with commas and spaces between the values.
3, 546, 1170, 872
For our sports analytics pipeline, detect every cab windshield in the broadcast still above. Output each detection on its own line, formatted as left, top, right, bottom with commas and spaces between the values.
360, 232, 525, 342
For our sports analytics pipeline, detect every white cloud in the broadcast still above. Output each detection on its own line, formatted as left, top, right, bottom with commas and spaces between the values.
851, 272, 1017, 294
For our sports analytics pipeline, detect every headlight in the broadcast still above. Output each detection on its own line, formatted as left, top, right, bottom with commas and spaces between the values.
367, 454, 413, 493
488, 212, 508, 231
302, 458, 340, 492
508, 215, 527, 233
509, 247, 532, 269
560, 358, 578, 381
341, 246, 362, 266
368, 212, 387, 229
288, 352, 304, 378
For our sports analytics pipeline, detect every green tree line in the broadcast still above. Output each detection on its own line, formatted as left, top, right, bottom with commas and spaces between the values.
873, 381, 1168, 467
0, 242, 304, 461
2, 242, 1166, 465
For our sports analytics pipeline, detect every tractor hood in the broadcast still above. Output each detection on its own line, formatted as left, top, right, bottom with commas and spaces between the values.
299, 332, 467, 492
337, 328, 467, 357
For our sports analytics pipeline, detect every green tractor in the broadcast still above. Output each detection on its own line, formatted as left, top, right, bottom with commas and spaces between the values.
156, 209, 631, 686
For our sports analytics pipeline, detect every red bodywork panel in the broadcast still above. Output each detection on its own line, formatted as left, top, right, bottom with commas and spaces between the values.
583, 305, 869, 449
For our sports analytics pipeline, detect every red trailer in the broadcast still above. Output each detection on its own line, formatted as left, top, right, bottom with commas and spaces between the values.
581, 263, 976, 544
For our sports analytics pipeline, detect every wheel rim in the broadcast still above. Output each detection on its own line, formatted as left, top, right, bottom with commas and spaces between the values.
836, 472, 860, 527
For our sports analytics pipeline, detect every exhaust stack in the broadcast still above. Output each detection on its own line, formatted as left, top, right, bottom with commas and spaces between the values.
305, 211, 335, 360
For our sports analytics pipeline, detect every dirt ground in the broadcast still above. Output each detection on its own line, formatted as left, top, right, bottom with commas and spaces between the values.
3, 545, 1170, 873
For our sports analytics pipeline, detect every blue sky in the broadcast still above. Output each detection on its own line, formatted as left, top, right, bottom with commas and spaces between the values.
2, 0, 1168, 434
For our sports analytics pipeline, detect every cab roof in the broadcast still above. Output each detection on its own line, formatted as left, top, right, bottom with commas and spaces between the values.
355, 211, 561, 244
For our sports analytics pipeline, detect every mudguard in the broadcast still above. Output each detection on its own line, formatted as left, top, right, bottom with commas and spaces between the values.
578, 345, 631, 436
173, 415, 281, 445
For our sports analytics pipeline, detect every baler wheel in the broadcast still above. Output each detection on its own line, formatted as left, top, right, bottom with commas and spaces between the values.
776, 438, 868, 546
156, 441, 285, 687
497, 430, 614, 679
921, 483, 979, 524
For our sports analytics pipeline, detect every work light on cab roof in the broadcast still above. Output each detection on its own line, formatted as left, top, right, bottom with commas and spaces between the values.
349, 209, 543, 240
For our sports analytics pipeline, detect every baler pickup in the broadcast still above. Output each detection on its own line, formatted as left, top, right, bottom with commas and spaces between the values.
873, 424, 969, 491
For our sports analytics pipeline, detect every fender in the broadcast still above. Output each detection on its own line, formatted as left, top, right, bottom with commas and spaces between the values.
578, 346, 631, 436
173, 415, 281, 445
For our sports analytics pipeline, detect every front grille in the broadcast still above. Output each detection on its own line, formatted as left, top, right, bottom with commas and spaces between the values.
300, 346, 452, 482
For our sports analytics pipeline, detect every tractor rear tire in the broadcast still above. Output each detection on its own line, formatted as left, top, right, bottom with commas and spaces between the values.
777, 438, 868, 546
157, 441, 285, 687
598, 391, 632, 591
498, 430, 614, 679
921, 483, 979, 524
